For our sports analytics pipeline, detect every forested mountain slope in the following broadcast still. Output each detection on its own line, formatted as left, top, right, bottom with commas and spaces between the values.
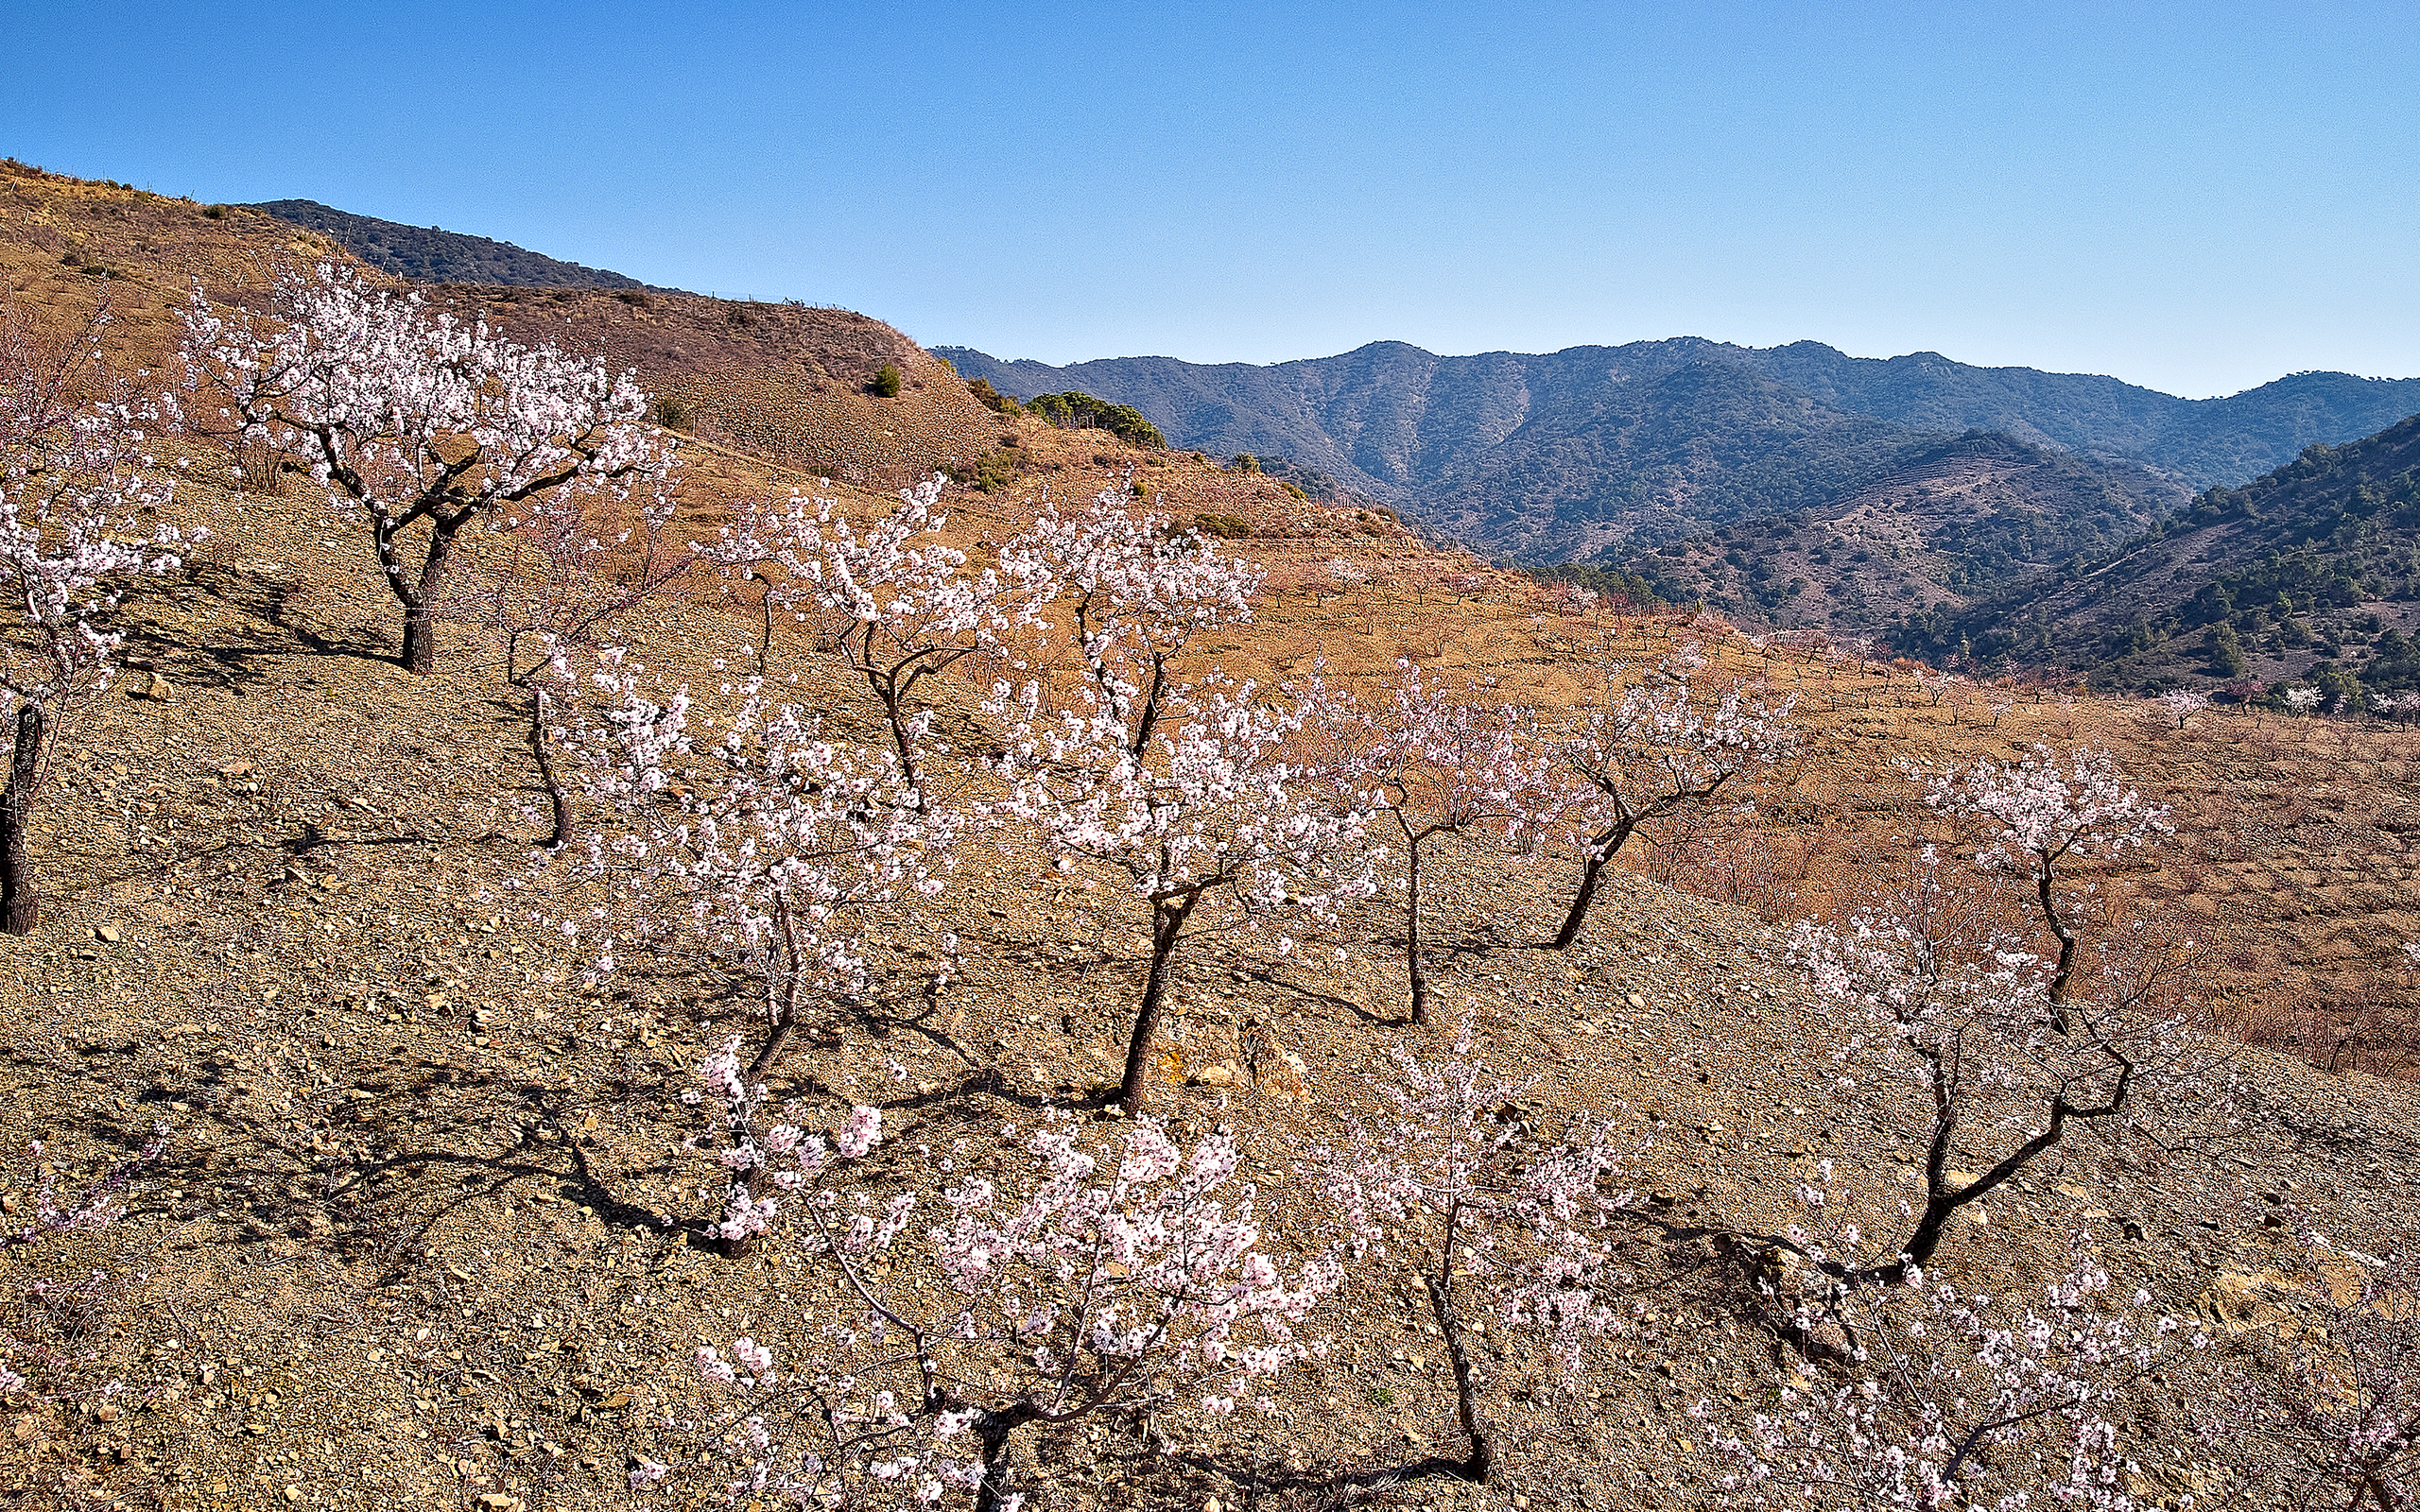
1919, 412, 2420, 696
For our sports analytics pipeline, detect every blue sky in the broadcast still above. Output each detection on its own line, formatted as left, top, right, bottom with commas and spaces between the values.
8, 2, 2414, 397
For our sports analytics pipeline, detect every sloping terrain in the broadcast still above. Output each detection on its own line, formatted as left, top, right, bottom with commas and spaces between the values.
1, 163, 1002, 491
247, 200, 653, 291
9, 160, 2420, 1512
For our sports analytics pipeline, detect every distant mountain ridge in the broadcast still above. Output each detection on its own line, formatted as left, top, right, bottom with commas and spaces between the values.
935, 339, 2420, 564
248, 199, 657, 291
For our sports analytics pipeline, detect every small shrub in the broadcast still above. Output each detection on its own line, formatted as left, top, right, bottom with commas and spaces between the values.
946, 449, 1019, 493
1232, 453, 1261, 474
652, 399, 690, 432
966, 377, 1021, 415
1193, 512, 1251, 540
200, 203, 226, 219
1026, 390, 1164, 448
614, 290, 649, 308
1280, 481, 1307, 500
869, 363, 903, 398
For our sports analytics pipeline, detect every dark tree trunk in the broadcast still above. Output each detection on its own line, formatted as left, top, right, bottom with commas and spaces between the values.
392, 513, 469, 676
2039, 868, 2079, 1029
527, 687, 570, 849
400, 607, 438, 674
971, 1403, 1041, 1512
1550, 820, 1633, 950
1426, 1206, 1494, 1482
2, 705, 44, 936
1407, 835, 1430, 1025
1120, 894, 1196, 1114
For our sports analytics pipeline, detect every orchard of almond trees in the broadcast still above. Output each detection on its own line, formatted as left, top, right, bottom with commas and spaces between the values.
1, 262, 2414, 1512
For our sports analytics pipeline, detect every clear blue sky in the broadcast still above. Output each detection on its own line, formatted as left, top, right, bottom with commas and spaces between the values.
8, 2, 2415, 398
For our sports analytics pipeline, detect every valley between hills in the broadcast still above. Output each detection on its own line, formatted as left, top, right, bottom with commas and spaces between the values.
4, 161, 2420, 1512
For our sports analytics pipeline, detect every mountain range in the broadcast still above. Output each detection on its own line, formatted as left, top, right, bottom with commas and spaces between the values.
937, 339, 2420, 562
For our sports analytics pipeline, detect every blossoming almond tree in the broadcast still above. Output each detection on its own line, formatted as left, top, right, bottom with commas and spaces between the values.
2212, 1235, 2420, 1510
988, 489, 1363, 1113
2153, 688, 2211, 730
443, 470, 688, 848
0, 289, 193, 933
697, 473, 1037, 799
1320, 662, 1556, 1024
1319, 1022, 1632, 1483
1788, 816, 2194, 1285
995, 485, 1259, 762
178, 263, 675, 673
652, 1104, 1337, 1511
1924, 744, 2171, 1030
1548, 660, 1795, 950
0, 1127, 164, 1400
562, 655, 953, 1249
1713, 1231, 2197, 1510
989, 675, 1371, 1114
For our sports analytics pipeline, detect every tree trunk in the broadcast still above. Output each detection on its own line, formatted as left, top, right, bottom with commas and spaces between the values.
2038, 868, 2079, 1030
1426, 1207, 1494, 1483
1, 705, 44, 936
1407, 835, 1430, 1025
400, 600, 438, 674
1119, 894, 1196, 1114
527, 687, 571, 850
1550, 820, 1632, 950
397, 515, 468, 675
971, 1402, 1041, 1512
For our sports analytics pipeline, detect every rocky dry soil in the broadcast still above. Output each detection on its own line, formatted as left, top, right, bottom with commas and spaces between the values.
0, 444, 2416, 1512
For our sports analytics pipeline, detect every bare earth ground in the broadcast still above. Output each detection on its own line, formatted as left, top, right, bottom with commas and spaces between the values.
0, 441, 2413, 1512
5, 164, 2420, 1511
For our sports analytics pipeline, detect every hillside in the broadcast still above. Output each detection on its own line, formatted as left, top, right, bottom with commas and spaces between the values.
1617, 430, 2185, 635
0, 163, 1004, 491
9, 161, 2420, 1512
1915, 411, 2420, 697
248, 199, 653, 291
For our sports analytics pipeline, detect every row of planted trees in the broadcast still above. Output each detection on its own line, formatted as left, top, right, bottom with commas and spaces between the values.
5, 266, 2413, 1507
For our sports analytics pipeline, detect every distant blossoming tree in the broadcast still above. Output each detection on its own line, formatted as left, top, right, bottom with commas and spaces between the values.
697, 473, 1036, 799
443, 466, 687, 847
1317, 662, 1556, 1023
2154, 688, 2211, 730
0, 289, 192, 933
1548, 659, 1795, 949
179, 263, 675, 673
